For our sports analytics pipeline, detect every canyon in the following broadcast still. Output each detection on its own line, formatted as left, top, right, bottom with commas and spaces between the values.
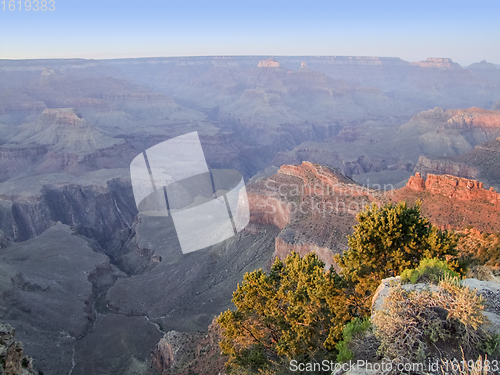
0, 55, 500, 374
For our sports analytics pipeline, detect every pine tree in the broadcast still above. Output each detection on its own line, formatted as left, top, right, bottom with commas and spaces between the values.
334, 201, 459, 315
217, 252, 349, 373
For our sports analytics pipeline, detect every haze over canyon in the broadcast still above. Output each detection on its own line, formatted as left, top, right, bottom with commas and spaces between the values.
1, 55, 500, 374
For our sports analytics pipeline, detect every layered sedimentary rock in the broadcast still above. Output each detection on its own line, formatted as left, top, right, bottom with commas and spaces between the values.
10, 108, 123, 153
447, 107, 500, 129
247, 161, 381, 268
412, 57, 462, 70
391, 173, 500, 232
412, 137, 500, 191
0, 170, 136, 242
413, 155, 478, 180
406, 172, 500, 203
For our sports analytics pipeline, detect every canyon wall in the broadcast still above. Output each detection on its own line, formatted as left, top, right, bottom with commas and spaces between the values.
247, 161, 379, 268
407, 172, 500, 203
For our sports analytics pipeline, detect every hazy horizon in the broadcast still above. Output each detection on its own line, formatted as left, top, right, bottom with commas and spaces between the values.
1, 0, 499, 66
0, 54, 498, 67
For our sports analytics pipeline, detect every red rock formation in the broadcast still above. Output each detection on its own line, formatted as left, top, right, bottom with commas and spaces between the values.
447, 107, 500, 129
406, 172, 426, 191
247, 162, 380, 268
390, 173, 500, 232
406, 173, 499, 203
413, 156, 479, 181
247, 194, 290, 230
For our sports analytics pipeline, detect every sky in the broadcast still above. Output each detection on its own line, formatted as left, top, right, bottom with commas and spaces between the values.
0, 0, 499, 66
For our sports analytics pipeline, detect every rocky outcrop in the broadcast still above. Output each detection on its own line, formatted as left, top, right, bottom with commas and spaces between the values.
413, 57, 462, 69
405, 107, 500, 131
257, 58, 280, 68
397, 107, 500, 162
406, 172, 426, 190
406, 172, 500, 203
151, 319, 225, 375
10, 108, 123, 154
247, 162, 379, 268
413, 155, 478, 180
447, 107, 500, 129
248, 194, 290, 229
0, 171, 136, 242
0, 324, 37, 375
390, 173, 500, 232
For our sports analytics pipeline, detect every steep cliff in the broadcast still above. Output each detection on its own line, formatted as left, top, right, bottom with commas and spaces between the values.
391, 173, 500, 232
397, 107, 500, 162
413, 137, 500, 190
0, 169, 136, 242
413, 155, 479, 180
247, 161, 381, 268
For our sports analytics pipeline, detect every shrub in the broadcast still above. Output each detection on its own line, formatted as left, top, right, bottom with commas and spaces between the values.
373, 274, 495, 368
436, 274, 487, 353
217, 252, 350, 374
373, 285, 449, 364
401, 257, 460, 285
335, 317, 378, 362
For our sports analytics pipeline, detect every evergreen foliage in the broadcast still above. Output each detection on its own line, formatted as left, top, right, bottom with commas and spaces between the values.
335, 317, 372, 362
334, 201, 460, 314
401, 257, 460, 284
217, 253, 349, 373
218, 201, 463, 373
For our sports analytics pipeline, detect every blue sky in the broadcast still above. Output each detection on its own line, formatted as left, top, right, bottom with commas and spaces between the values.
1, 0, 499, 65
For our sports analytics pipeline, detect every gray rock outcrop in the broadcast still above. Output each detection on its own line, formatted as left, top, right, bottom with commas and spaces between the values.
0, 323, 37, 375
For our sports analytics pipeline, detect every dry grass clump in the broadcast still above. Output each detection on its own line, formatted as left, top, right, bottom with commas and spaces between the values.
373, 286, 448, 364
436, 275, 486, 352
373, 275, 495, 370
435, 349, 492, 375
